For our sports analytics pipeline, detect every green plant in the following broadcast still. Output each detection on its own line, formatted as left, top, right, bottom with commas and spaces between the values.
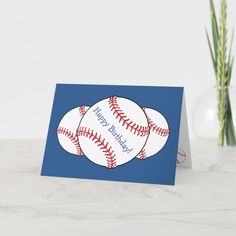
206, 0, 236, 146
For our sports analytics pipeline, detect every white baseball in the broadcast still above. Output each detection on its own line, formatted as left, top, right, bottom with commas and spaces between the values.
77, 96, 150, 168
57, 105, 90, 156
137, 107, 170, 159
177, 148, 186, 164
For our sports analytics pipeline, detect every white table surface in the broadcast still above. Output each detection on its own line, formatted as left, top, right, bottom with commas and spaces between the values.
0, 139, 236, 236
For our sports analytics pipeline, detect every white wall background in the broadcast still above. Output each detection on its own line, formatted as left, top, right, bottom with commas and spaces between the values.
0, 0, 236, 139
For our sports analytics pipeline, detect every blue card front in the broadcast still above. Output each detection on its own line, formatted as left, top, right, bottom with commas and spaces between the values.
41, 84, 183, 185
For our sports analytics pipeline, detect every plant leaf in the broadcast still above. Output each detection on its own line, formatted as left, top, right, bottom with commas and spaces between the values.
206, 28, 217, 75
228, 55, 234, 84
228, 29, 234, 64
210, 0, 219, 60
225, 95, 236, 145
227, 29, 234, 83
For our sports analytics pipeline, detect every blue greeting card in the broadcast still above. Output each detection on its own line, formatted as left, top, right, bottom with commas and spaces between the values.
41, 84, 191, 185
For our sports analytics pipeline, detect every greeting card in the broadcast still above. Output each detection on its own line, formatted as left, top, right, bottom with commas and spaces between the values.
41, 84, 191, 185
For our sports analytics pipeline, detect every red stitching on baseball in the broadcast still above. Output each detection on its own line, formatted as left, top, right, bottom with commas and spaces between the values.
177, 149, 186, 157
57, 127, 84, 156
177, 148, 186, 164
147, 117, 170, 137
138, 149, 146, 160
77, 127, 117, 168
79, 105, 86, 116
108, 96, 149, 137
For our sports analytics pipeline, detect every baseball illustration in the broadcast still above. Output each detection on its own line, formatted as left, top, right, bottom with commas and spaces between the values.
57, 105, 89, 156
137, 107, 170, 160
177, 148, 186, 164
77, 96, 150, 168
